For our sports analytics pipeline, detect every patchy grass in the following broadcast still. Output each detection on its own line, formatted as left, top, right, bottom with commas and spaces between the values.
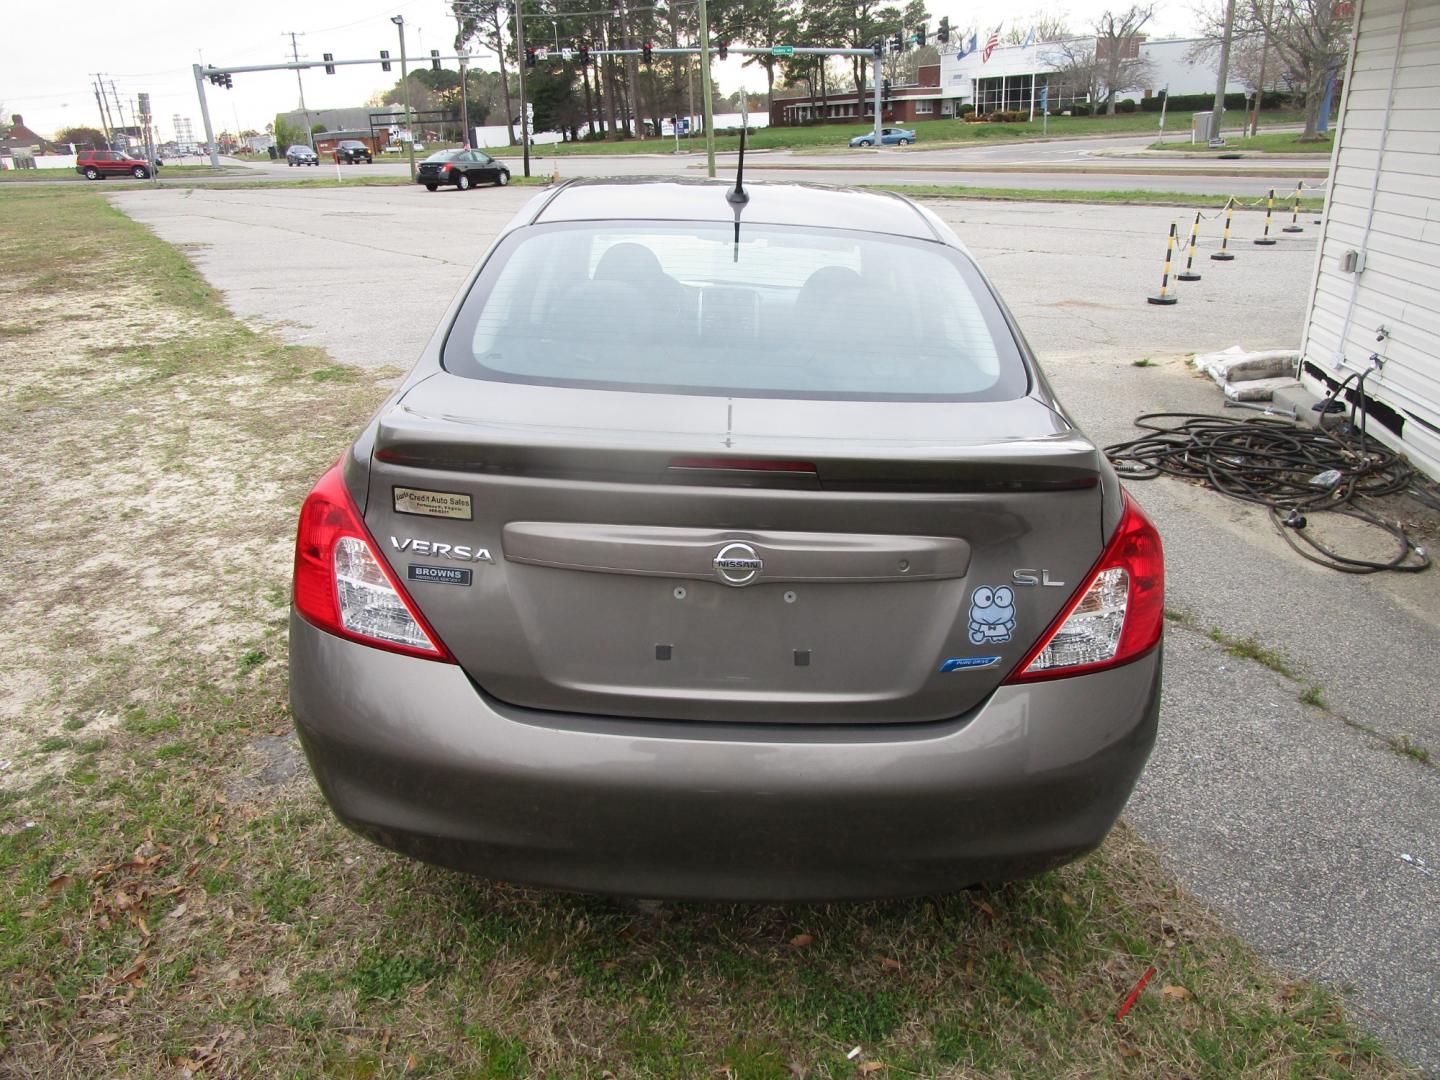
488, 109, 1309, 157
1162, 612, 1432, 772
1150, 132, 1335, 155
1393, 737, 1432, 766
862, 184, 1326, 211
1132, 358, 1158, 368
0, 184, 1416, 1078
0, 165, 252, 183
1207, 627, 1298, 678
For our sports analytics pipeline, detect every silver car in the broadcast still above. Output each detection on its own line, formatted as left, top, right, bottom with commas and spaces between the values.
289, 179, 1164, 901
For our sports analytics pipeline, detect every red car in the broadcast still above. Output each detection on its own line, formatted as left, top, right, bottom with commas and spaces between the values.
75, 149, 154, 180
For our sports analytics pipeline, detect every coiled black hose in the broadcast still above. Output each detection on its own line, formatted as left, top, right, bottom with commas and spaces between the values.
1104, 412, 1432, 574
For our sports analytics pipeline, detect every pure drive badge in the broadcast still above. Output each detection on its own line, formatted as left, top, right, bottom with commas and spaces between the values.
408, 565, 472, 586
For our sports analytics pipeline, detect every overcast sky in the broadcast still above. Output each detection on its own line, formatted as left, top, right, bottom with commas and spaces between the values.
7, 1, 1202, 141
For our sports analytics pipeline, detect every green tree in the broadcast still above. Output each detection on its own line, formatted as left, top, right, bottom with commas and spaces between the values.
54, 125, 107, 150
273, 115, 307, 149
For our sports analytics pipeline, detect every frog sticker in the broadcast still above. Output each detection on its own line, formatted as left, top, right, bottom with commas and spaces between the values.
968, 585, 1016, 645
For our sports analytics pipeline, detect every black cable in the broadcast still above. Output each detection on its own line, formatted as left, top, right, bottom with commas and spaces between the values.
1104, 413, 1431, 575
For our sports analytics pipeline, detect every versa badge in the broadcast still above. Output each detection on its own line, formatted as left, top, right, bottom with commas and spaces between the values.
390, 536, 492, 562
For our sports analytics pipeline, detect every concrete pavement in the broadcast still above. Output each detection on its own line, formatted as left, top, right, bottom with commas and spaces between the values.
112, 184, 1438, 1073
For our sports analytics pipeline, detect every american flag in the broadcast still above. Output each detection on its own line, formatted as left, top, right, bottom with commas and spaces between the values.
982, 28, 1001, 62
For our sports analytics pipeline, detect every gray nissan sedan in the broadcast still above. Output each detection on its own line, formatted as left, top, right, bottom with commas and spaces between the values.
289, 178, 1163, 901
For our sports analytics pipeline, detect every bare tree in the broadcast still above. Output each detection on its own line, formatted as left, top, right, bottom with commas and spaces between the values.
1004, 15, 1073, 45
1194, 0, 1348, 140
455, 1, 516, 145
1094, 5, 1156, 114
1043, 38, 1100, 111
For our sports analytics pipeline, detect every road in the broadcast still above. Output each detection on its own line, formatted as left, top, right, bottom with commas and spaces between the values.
114, 184, 1437, 1075
144, 131, 1326, 198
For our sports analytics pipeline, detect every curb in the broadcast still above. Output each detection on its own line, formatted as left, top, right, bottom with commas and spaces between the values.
697, 162, 1331, 179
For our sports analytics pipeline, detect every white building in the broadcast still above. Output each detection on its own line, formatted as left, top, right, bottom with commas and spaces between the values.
937, 37, 1247, 117
1298, 0, 1440, 478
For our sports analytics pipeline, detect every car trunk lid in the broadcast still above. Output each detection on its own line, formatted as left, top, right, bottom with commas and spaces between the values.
364, 374, 1107, 724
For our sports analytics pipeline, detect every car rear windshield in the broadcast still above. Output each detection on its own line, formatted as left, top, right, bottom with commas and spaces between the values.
442, 221, 1029, 401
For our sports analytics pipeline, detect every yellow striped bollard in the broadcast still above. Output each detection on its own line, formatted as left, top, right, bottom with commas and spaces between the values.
1254, 188, 1278, 246
1177, 210, 1203, 281
1147, 222, 1180, 306
1283, 185, 1304, 233
1211, 198, 1236, 261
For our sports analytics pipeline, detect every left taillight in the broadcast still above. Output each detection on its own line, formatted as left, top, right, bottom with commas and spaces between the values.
1005, 490, 1164, 682
293, 462, 454, 662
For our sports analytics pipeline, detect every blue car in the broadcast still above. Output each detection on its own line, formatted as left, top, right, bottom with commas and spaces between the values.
849, 127, 917, 147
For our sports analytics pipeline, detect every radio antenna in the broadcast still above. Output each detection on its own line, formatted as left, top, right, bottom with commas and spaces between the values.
726, 127, 748, 205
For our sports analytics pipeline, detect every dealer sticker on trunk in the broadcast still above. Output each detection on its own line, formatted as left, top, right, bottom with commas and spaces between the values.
408, 565, 472, 586
393, 486, 473, 520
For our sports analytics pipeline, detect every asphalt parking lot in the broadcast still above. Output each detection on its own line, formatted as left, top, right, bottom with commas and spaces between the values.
115, 183, 1439, 1072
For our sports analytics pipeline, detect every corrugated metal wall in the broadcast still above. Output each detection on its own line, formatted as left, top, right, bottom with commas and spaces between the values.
1300, 0, 1440, 478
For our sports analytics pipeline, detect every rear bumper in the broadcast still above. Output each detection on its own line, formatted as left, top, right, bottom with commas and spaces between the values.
289, 612, 1161, 901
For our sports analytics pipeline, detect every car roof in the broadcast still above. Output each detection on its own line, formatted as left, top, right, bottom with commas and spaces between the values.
532, 178, 943, 242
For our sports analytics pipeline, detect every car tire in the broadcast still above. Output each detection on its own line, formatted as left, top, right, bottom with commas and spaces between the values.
457, 173, 471, 191
497, 171, 509, 186
859, 139, 872, 147
132, 166, 148, 178
897, 138, 910, 146
84, 167, 100, 180
425, 183, 438, 191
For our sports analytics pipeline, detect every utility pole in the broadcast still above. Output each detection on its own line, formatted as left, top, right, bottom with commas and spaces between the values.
455, 8, 471, 147
1209, 0, 1236, 144
515, 2, 531, 177
138, 92, 158, 188
108, 80, 128, 142
687, 41, 696, 147
873, 52, 882, 146
1251, 12, 1272, 136
93, 77, 113, 143
392, 16, 418, 181
697, 0, 716, 176
285, 32, 316, 150
192, 64, 221, 168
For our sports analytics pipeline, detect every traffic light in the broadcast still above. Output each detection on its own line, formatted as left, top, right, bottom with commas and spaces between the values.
914, 23, 927, 46
224, 73, 233, 89
642, 41, 653, 64
718, 39, 728, 60
380, 49, 391, 71
525, 46, 537, 68
882, 77, 891, 96
578, 42, 590, 65
872, 40, 883, 57
937, 17, 950, 43
323, 52, 335, 74
889, 31, 903, 53
430, 49, 440, 70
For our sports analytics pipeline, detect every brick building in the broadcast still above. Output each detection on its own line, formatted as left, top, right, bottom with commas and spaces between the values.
769, 65, 944, 127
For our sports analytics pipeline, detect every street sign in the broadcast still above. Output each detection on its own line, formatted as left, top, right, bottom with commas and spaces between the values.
770, 45, 795, 56
536, 47, 549, 61
561, 47, 574, 60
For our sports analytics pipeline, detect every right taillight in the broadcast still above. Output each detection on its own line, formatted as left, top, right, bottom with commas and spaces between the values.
1005, 490, 1164, 682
